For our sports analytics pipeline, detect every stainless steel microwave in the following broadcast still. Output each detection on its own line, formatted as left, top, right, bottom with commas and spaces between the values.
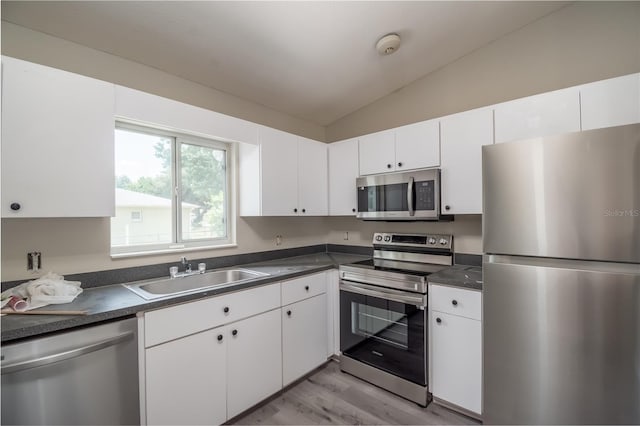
356, 169, 443, 220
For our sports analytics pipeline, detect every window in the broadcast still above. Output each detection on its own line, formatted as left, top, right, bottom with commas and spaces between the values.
111, 123, 233, 255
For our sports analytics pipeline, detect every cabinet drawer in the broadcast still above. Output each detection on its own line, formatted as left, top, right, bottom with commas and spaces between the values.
145, 283, 280, 347
430, 285, 481, 320
281, 272, 326, 306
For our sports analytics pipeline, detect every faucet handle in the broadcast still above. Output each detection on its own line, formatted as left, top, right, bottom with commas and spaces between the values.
181, 256, 188, 265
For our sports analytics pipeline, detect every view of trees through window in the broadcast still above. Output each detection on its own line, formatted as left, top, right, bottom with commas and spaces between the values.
111, 126, 228, 251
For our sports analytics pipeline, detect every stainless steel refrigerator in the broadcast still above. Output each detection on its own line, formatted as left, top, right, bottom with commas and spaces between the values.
482, 123, 640, 424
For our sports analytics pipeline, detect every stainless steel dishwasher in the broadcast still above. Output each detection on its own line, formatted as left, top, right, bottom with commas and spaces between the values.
1, 317, 140, 425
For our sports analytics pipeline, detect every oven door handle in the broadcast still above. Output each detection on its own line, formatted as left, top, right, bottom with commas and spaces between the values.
340, 281, 426, 306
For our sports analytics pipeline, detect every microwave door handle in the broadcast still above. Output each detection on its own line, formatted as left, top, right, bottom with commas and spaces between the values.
407, 176, 415, 216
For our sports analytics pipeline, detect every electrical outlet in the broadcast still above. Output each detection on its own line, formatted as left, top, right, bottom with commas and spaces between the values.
343, 232, 349, 240
276, 235, 282, 246
28, 252, 42, 272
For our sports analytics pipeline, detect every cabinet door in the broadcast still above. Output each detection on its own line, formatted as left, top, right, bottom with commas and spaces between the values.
494, 88, 580, 144
395, 120, 440, 171
440, 109, 493, 214
1, 56, 115, 218
282, 294, 328, 386
227, 309, 282, 419
146, 328, 227, 425
298, 137, 328, 216
580, 73, 640, 131
259, 126, 298, 216
358, 130, 395, 175
431, 311, 482, 415
328, 138, 359, 215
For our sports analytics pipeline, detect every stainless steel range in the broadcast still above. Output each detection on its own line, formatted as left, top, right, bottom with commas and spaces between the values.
338, 232, 453, 406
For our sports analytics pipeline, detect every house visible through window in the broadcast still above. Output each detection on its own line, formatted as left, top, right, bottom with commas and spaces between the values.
111, 123, 232, 255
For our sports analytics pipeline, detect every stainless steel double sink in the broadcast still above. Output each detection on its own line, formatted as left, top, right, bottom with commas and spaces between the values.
124, 268, 269, 300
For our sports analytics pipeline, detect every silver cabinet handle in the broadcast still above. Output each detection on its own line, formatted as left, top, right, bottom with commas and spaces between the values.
407, 176, 415, 216
1, 332, 134, 374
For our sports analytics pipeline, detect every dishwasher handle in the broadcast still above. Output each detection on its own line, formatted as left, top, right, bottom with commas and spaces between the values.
1, 331, 134, 374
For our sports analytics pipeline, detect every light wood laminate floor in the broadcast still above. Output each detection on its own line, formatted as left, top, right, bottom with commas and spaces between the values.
230, 360, 480, 425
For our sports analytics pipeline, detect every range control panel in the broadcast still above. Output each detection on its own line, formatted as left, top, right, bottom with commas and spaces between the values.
372, 232, 453, 250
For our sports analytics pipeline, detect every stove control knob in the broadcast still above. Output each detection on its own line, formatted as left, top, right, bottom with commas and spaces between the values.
439, 238, 448, 246
428, 237, 437, 245
384, 236, 391, 242
375, 235, 383, 242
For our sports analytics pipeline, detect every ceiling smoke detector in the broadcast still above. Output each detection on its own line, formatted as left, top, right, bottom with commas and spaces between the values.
376, 33, 401, 55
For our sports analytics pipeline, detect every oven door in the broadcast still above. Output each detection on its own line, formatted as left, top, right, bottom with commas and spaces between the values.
340, 280, 427, 386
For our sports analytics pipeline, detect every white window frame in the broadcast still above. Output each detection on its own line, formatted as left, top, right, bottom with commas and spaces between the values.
111, 122, 236, 257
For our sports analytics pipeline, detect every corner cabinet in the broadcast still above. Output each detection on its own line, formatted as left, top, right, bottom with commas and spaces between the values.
358, 119, 439, 175
328, 138, 359, 215
429, 284, 482, 418
440, 108, 493, 214
239, 127, 328, 216
1, 56, 115, 218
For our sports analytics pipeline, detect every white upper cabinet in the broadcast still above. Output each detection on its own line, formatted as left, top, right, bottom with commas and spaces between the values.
1, 56, 115, 218
328, 138, 359, 215
395, 120, 440, 171
358, 129, 396, 175
259, 127, 299, 216
239, 127, 327, 216
358, 120, 440, 175
494, 87, 581, 144
440, 108, 494, 215
580, 73, 640, 131
298, 137, 328, 216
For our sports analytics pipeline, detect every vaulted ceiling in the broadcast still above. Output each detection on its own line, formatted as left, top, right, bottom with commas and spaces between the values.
2, 1, 569, 126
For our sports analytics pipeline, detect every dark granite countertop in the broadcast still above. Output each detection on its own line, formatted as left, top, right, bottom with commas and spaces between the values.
1, 252, 369, 343
427, 265, 483, 291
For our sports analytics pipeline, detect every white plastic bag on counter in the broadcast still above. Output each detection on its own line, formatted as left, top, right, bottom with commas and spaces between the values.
1, 272, 83, 306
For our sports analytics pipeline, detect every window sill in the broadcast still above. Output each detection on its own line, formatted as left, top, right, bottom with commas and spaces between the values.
110, 243, 238, 259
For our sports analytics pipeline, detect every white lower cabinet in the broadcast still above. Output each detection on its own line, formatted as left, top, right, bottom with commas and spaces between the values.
227, 309, 282, 418
146, 328, 227, 425
282, 293, 328, 386
145, 308, 282, 425
143, 273, 330, 425
430, 285, 482, 417
430, 311, 482, 415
